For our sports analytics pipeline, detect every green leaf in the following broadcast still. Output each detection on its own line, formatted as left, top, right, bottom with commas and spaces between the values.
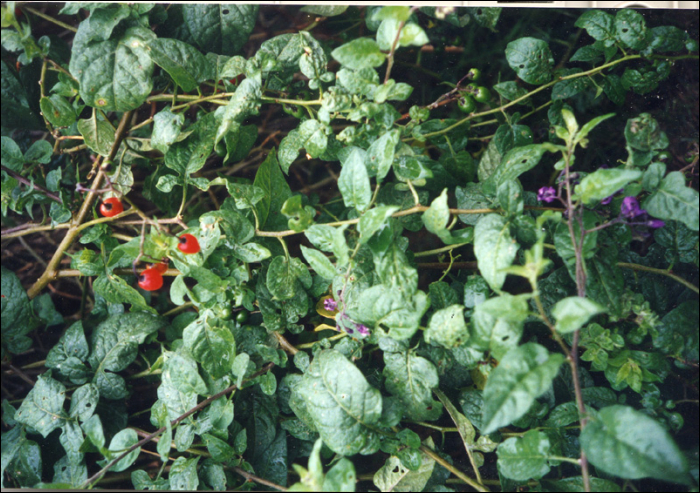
474, 215, 519, 292
358, 205, 399, 244
300, 5, 348, 17
383, 351, 443, 421
1, 266, 40, 357
468, 7, 501, 31
373, 438, 436, 492
366, 129, 400, 181
331, 38, 386, 71
625, 113, 667, 152
576, 112, 616, 144
69, 383, 99, 422
281, 195, 316, 232
433, 389, 476, 454
337, 67, 380, 97
1, 426, 24, 488
9, 438, 42, 487
552, 297, 606, 334
151, 107, 185, 154
614, 9, 650, 51
338, 148, 372, 212
146, 38, 213, 93
267, 256, 311, 300
581, 405, 691, 484
650, 26, 687, 52
230, 242, 271, 263
77, 115, 115, 157
643, 172, 699, 231
577, 168, 642, 204
253, 149, 293, 231
497, 430, 551, 480
494, 124, 533, 156
472, 294, 529, 360
70, 26, 155, 111
358, 285, 429, 340
297, 350, 382, 456
40, 95, 76, 127
482, 343, 565, 434
15, 372, 67, 437
278, 119, 328, 173
164, 112, 218, 176
169, 456, 200, 490
505, 37, 554, 85
497, 179, 524, 216
483, 144, 547, 195
575, 10, 616, 47
102, 429, 140, 473
540, 477, 622, 492
300, 245, 336, 280
183, 317, 236, 380
306, 224, 349, 267
88, 311, 165, 397
425, 305, 469, 349
181, 5, 258, 56
428, 282, 459, 311
324, 458, 356, 492
216, 79, 261, 145
422, 188, 470, 245
93, 273, 154, 314
493, 81, 528, 103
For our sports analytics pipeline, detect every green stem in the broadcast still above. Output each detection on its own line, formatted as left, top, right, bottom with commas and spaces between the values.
24, 6, 78, 32
260, 96, 322, 106
617, 262, 699, 294
416, 54, 645, 142
414, 242, 469, 258
419, 445, 489, 493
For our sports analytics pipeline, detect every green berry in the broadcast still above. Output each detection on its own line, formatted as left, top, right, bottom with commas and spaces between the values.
236, 310, 250, 324
473, 86, 491, 103
458, 95, 476, 114
468, 68, 481, 82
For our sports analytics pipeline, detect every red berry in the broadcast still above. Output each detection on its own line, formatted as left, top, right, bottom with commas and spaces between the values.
99, 197, 124, 217
177, 234, 200, 254
138, 268, 163, 291
15, 8, 23, 18
150, 262, 169, 274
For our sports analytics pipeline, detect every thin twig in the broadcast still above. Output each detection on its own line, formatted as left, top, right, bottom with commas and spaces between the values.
617, 262, 699, 294
419, 444, 489, 493
1, 165, 63, 204
80, 363, 275, 489
27, 111, 134, 299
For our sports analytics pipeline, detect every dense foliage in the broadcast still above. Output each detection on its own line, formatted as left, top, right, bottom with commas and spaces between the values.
1, 3, 699, 492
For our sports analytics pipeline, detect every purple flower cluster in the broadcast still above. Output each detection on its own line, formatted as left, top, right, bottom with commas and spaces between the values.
323, 298, 338, 311
620, 196, 665, 229
621, 196, 645, 218
537, 186, 557, 203
325, 294, 370, 337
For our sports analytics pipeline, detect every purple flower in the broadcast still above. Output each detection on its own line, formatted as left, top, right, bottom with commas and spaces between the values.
537, 186, 557, 203
354, 323, 370, 336
621, 196, 645, 219
646, 219, 665, 229
323, 298, 338, 311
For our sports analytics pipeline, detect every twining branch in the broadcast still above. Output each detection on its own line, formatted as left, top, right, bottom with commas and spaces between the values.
80, 363, 275, 489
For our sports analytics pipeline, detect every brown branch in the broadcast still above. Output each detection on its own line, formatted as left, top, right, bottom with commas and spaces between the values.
80, 363, 275, 489
27, 111, 133, 299
1, 165, 63, 204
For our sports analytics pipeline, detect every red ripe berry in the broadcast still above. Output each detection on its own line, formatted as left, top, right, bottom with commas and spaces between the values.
15, 8, 23, 18
99, 197, 124, 217
149, 262, 169, 274
177, 234, 200, 254
138, 268, 163, 291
